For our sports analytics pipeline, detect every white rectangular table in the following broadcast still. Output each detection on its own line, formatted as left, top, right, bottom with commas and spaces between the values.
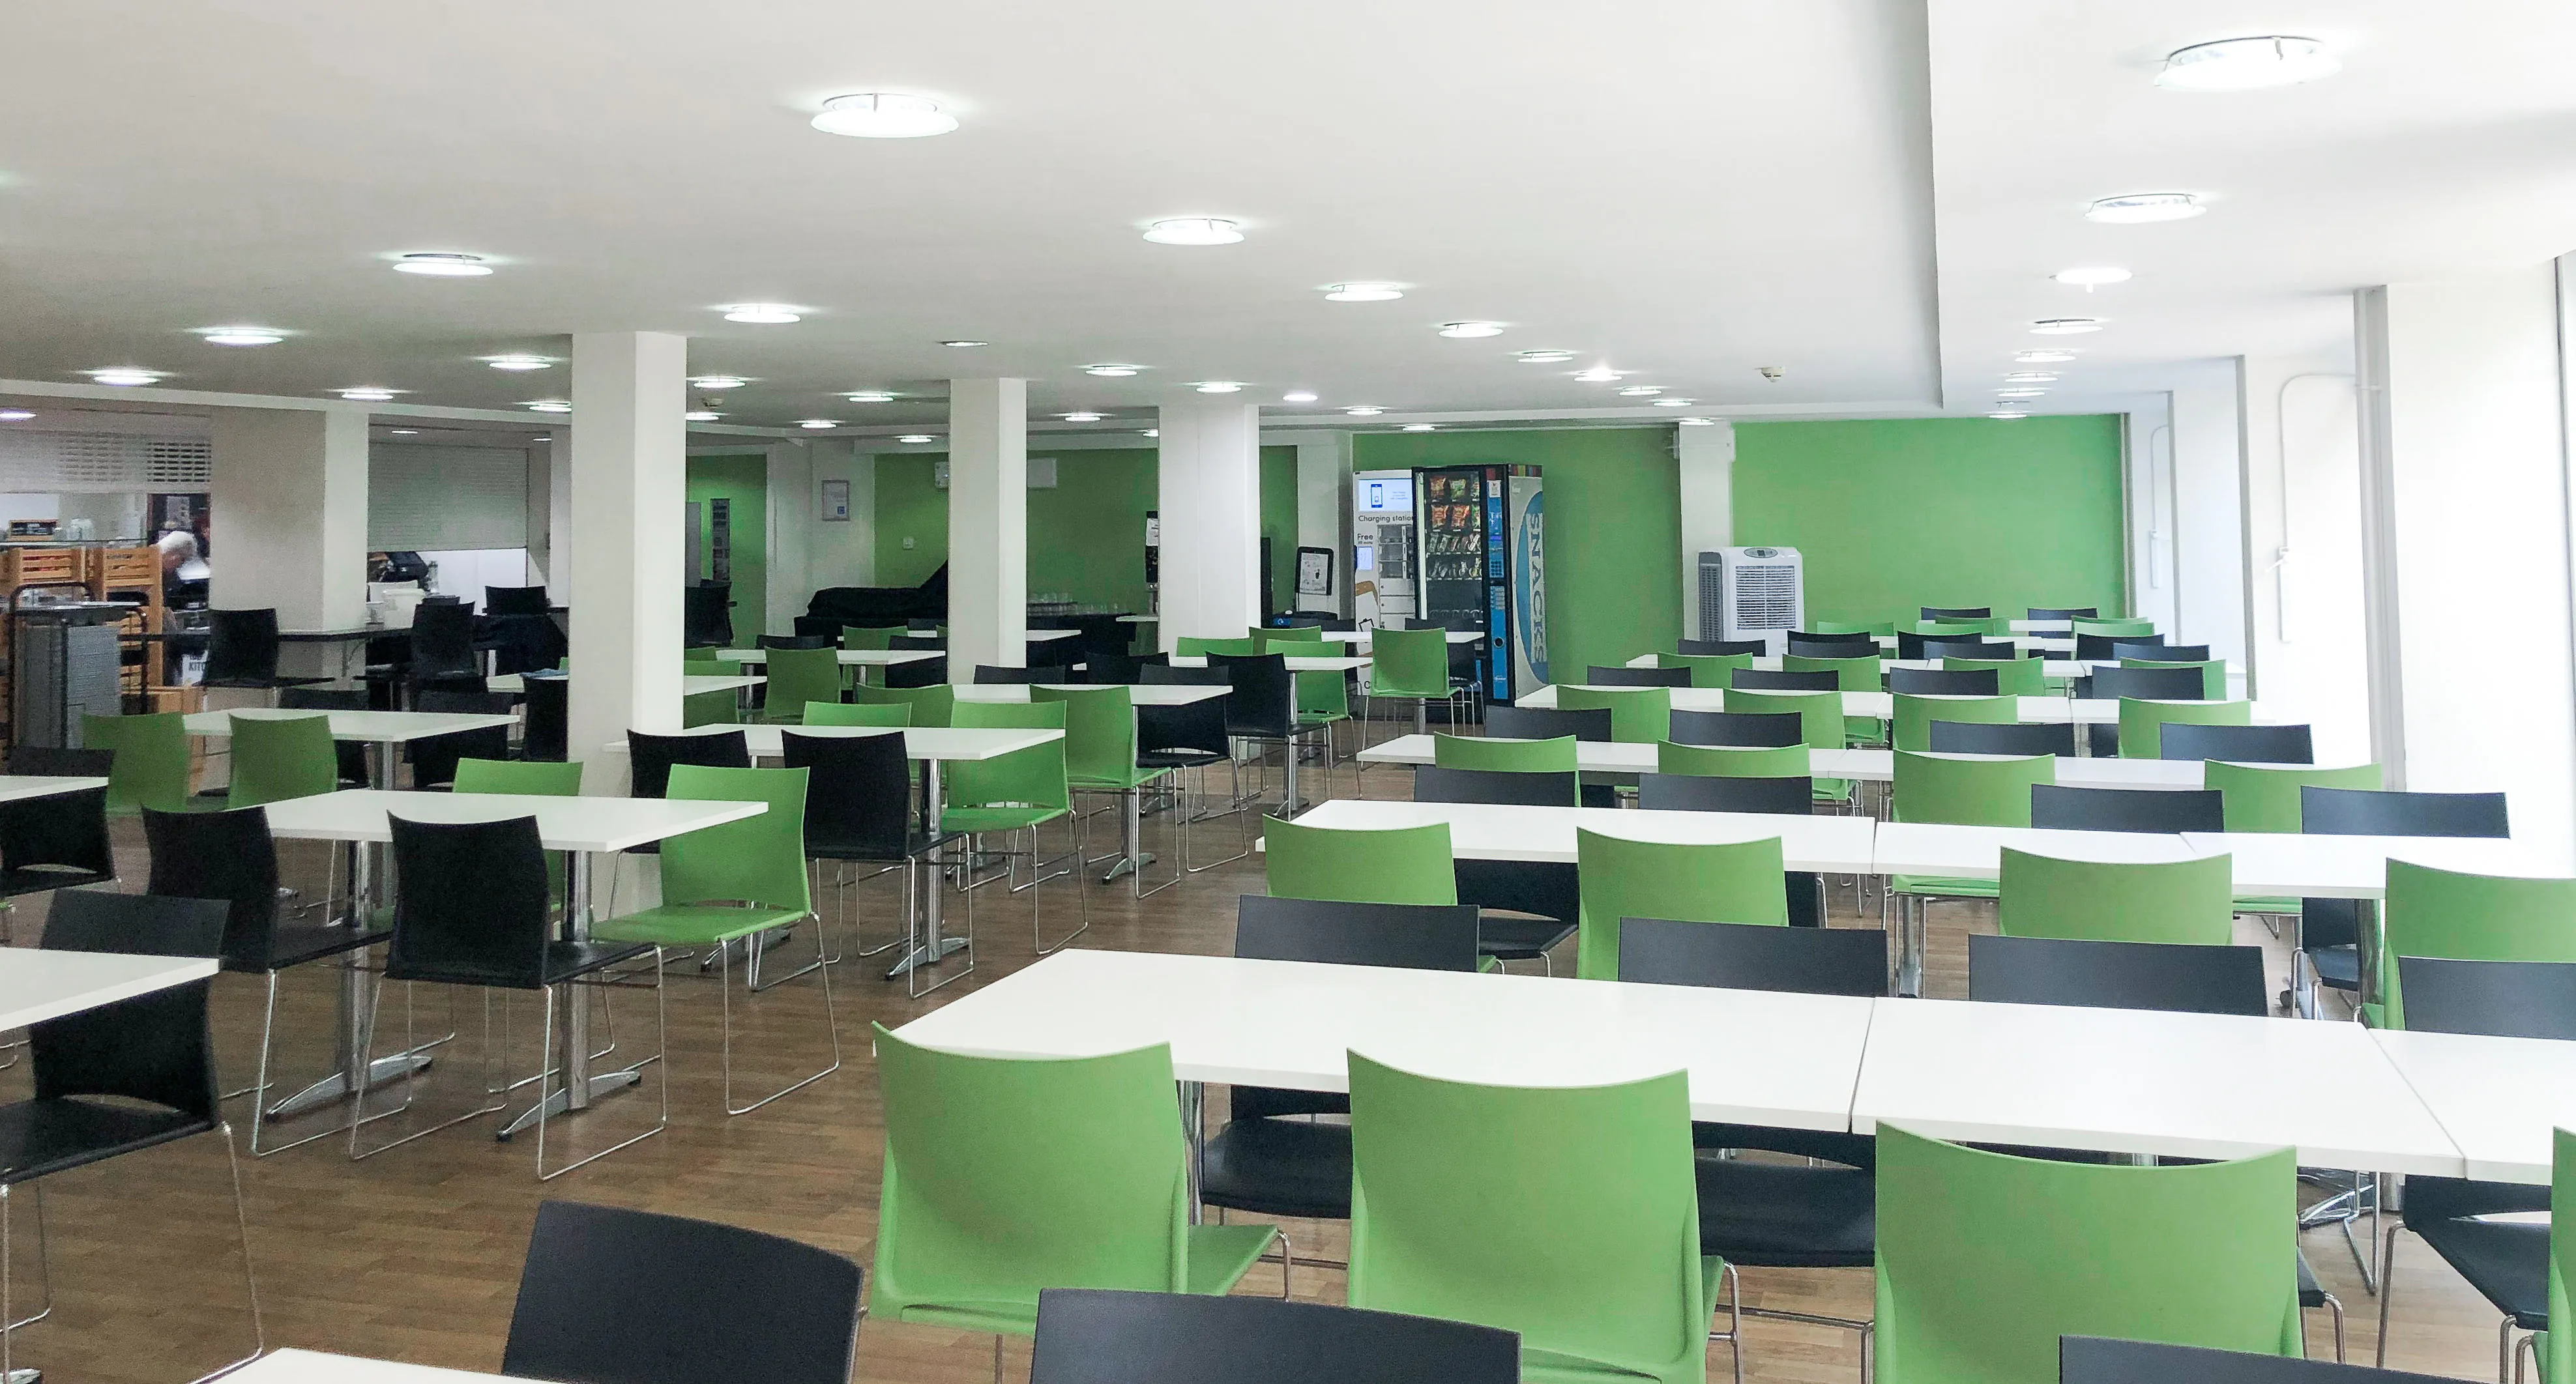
1521, 684, 2279, 728
1169, 654, 1371, 672
184, 708, 523, 790
713, 647, 940, 669
2176, 832, 2567, 901
224, 1349, 510, 1383
1287, 797, 1877, 872
0, 947, 218, 1031
1354, 734, 2210, 790
2370, 1028, 2576, 1184
0, 774, 111, 805
490, 672, 763, 698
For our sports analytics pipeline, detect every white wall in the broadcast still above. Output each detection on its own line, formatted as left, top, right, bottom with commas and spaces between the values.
1290, 431, 1351, 614
2168, 367, 2248, 666
809, 440, 875, 590
2124, 401, 2178, 630
209, 405, 369, 635
1675, 421, 1735, 637
763, 440, 812, 636
2236, 354, 2368, 762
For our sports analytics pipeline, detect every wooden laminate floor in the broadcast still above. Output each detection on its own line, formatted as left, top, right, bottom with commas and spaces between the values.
0, 756, 2528, 1383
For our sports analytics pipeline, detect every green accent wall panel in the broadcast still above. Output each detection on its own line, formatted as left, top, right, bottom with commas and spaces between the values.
1731, 416, 2128, 628
1259, 444, 1297, 614
1351, 427, 1682, 678
686, 454, 767, 639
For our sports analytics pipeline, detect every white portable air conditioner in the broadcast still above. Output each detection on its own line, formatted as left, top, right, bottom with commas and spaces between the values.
1699, 547, 1804, 652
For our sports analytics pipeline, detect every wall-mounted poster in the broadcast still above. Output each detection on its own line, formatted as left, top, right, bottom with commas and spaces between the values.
821, 478, 851, 521
1296, 545, 1333, 596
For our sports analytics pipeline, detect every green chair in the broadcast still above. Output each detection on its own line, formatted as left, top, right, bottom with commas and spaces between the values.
2116, 699, 2251, 759
2203, 761, 2383, 833
1892, 693, 2016, 753
1559, 685, 1671, 745
2544, 1127, 2575, 1383
1366, 627, 1461, 742
1909, 619, 1995, 640
83, 711, 194, 813
945, 700, 1087, 953
1726, 688, 1852, 806
1293, 664, 1353, 751
1656, 742, 1806, 778
1177, 636, 1259, 658
1347, 1053, 1723, 1384
870, 1025, 1280, 1342
1892, 751, 2052, 828
1263, 816, 1454, 905
1573, 828, 1785, 979
1944, 656, 2046, 697
761, 647, 845, 725
1253, 627, 1328, 654
2375, 861, 2576, 1031
592, 764, 837, 1115
2072, 618, 2158, 640
1996, 849, 2235, 945
1808, 620, 1891, 636
1657, 651, 1753, 689
1036, 685, 1173, 899
2123, 657, 2226, 700
1787, 652, 1888, 748
227, 713, 340, 809
682, 652, 738, 728
1874, 1125, 2300, 1383
806, 700, 912, 727
1434, 734, 1577, 773
856, 682, 956, 728
450, 757, 582, 796
840, 625, 903, 651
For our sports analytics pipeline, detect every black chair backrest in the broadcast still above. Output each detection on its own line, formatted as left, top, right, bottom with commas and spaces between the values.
1922, 606, 1991, 622
1413, 765, 1578, 808
9, 745, 113, 777
1585, 665, 1693, 688
1922, 637, 2017, 661
143, 805, 282, 970
205, 607, 284, 684
1637, 772, 1813, 815
279, 686, 370, 711
1210, 652, 1296, 737
409, 599, 481, 682
1618, 916, 1886, 994
1678, 637, 1767, 657
889, 633, 946, 651
683, 583, 733, 648
2158, 721, 2314, 764
1925, 719, 2074, 757
34, 890, 226, 1121
49, 888, 227, 960
2028, 607, 2098, 621
882, 654, 947, 688
2029, 785, 2225, 833
1236, 895, 1482, 973
1786, 631, 1876, 650
2080, 665, 2207, 701
2115, 640, 2208, 663
1031, 1289, 1516, 1384
2062, 1336, 2455, 1383
2301, 786, 2510, 839
780, 732, 915, 859
1485, 705, 1611, 742
486, 585, 552, 617
1968, 934, 2266, 1016
2395, 957, 2576, 1041
505, 1199, 865, 1384
2075, 633, 2157, 660
1886, 667, 1999, 697
1669, 709, 1802, 747
627, 730, 750, 800
0, 782, 113, 882
522, 677, 570, 761
1731, 668, 1837, 692
1785, 639, 1867, 659
386, 814, 555, 989
1139, 663, 1231, 687
1082, 650, 1142, 685
974, 665, 1069, 685
758, 633, 834, 650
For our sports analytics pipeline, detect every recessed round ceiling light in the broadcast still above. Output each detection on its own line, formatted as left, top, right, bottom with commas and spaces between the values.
689, 375, 750, 390
1141, 429, 1160, 439
1515, 350, 1576, 364
722, 304, 802, 324
2015, 349, 2079, 364
1988, 410, 2030, 420
1192, 381, 1244, 394
2003, 371, 2059, 384
942, 339, 988, 349
337, 388, 400, 402
1651, 397, 1694, 407
1345, 406, 1383, 416
1281, 390, 1318, 403
810, 93, 958, 138
1323, 282, 1403, 302
1437, 321, 1504, 339
1143, 218, 1243, 246
387, 427, 419, 435
526, 399, 572, 413
896, 434, 937, 444
1616, 385, 1663, 397
799, 419, 838, 429
0, 410, 33, 422
486, 354, 553, 371
2086, 193, 2204, 224
1996, 388, 2049, 399
1675, 417, 1716, 427
2030, 318, 2105, 335
1401, 424, 1436, 432
394, 252, 493, 277
88, 368, 161, 386
2053, 266, 2133, 287
1061, 411, 1104, 422
684, 411, 722, 422
1572, 366, 1623, 383
2156, 36, 2338, 92
200, 326, 285, 347
1084, 364, 1141, 377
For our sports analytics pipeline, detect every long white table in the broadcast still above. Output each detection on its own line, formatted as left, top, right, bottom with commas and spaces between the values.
1354, 734, 2210, 789
0, 774, 111, 805
2177, 831, 2568, 899
225, 1349, 509, 1383
2370, 1028, 2576, 1184
490, 672, 763, 698
1521, 684, 2281, 727
714, 647, 939, 668
1169, 654, 1371, 673
0, 947, 218, 1031
1287, 798, 1877, 872
184, 708, 523, 792
1622, 652, 2249, 690
1310, 629, 1485, 647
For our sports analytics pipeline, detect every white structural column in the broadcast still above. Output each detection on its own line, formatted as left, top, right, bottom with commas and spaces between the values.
948, 379, 1029, 673
2235, 353, 2368, 762
2356, 266, 2576, 865
1675, 420, 1736, 639
1156, 395, 1263, 650
2123, 403, 2180, 633
208, 405, 369, 669
1290, 431, 1351, 615
764, 439, 812, 638
567, 331, 689, 781
2168, 366, 2249, 669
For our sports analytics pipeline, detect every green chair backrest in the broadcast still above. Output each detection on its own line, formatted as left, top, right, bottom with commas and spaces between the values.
840, 625, 903, 651
1177, 636, 1257, 658
451, 757, 582, 796
762, 647, 845, 724
1783, 653, 1882, 691
1347, 1053, 1708, 1384
871, 1024, 1197, 1331
1874, 1125, 2299, 1383
1557, 685, 1671, 744
1295, 666, 1350, 721
1032, 685, 1140, 788
1575, 828, 1785, 979
2550, 1129, 2576, 1384
2072, 618, 2158, 639
1655, 742, 1807, 778
82, 711, 192, 813
1892, 751, 2053, 827
1893, 693, 2017, 753
1369, 627, 1452, 700
1808, 620, 1891, 636
1253, 627, 1328, 656
856, 682, 955, 728
1264, 816, 1455, 905
658, 764, 811, 914
1944, 656, 2046, 697
228, 713, 340, 809
2380, 861, 2576, 1030
1433, 734, 1577, 773
946, 700, 1070, 815
2201, 762, 2381, 832
1656, 651, 1753, 689
1997, 849, 2234, 945
681, 687, 737, 728
2117, 699, 2251, 759
807, 700, 912, 727
1909, 618, 1997, 639
682, 652, 725, 674
2122, 657, 2225, 700
1724, 688, 1841, 750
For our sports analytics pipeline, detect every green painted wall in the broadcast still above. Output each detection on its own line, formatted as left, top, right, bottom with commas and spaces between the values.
1731, 415, 2128, 627
686, 454, 766, 638
1261, 446, 1298, 613
1351, 427, 1683, 679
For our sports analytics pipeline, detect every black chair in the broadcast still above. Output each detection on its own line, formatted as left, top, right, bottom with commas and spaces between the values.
1413, 765, 1576, 808
145, 803, 396, 1155
882, 654, 947, 689
758, 634, 832, 651
684, 583, 733, 648
1731, 668, 1837, 692
1669, 709, 1802, 747
2028, 607, 2100, 621
487, 613, 569, 678
404, 599, 484, 690
1787, 631, 1876, 650
907, 618, 941, 633
1486, 705, 1611, 742
203, 607, 327, 695
359, 814, 666, 1177
2062, 1337, 2449, 1383
1787, 638, 1874, 659
1031, 1289, 1515, 1384
521, 677, 570, 761
1925, 720, 2075, 757
0, 889, 257, 1379
1210, 653, 1335, 814
2079, 665, 2207, 701
1633, 777, 1824, 926
278, 687, 375, 788
2399, 956, 2576, 1042
1613, 917, 1881, 1364
0, 783, 115, 909
2115, 639, 2208, 663
486, 586, 553, 617
973, 665, 1070, 685
2159, 721, 2315, 764
6, 746, 110, 777
1922, 637, 2017, 661
888, 633, 945, 651
1080, 650, 1142, 685
2076, 632, 2160, 660
2296, 786, 2511, 1011
505, 1200, 863, 1384
1922, 606, 1991, 622
1139, 663, 1230, 687
409, 689, 515, 790
1678, 637, 1767, 657
1134, 671, 1244, 875
1585, 665, 1693, 688
1968, 934, 2266, 1015
1886, 667, 1999, 696
624, 729, 752, 857
2028, 784, 2224, 833
1407, 770, 1581, 967
782, 731, 957, 964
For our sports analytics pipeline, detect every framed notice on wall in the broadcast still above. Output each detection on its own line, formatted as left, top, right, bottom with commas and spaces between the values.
820, 478, 851, 521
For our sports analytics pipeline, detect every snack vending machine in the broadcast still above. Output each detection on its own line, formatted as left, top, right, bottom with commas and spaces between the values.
1349, 470, 1415, 630
1413, 464, 1545, 704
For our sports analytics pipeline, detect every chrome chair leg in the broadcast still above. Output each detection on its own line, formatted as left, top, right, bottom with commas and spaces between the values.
536, 956, 670, 1179
721, 927, 839, 1116
2375, 1223, 2402, 1367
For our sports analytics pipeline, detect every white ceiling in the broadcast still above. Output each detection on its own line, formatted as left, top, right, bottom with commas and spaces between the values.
0, 1, 2569, 436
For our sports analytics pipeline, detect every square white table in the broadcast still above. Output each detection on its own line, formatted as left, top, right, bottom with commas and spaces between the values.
184, 708, 523, 791
1287, 797, 1878, 873
224, 1349, 510, 1383
2369, 1028, 2576, 1185
0, 947, 217, 1031
0, 775, 111, 805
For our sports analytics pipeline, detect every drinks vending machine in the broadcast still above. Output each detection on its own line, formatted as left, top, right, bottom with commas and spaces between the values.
1349, 470, 1415, 629
1414, 464, 1546, 703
